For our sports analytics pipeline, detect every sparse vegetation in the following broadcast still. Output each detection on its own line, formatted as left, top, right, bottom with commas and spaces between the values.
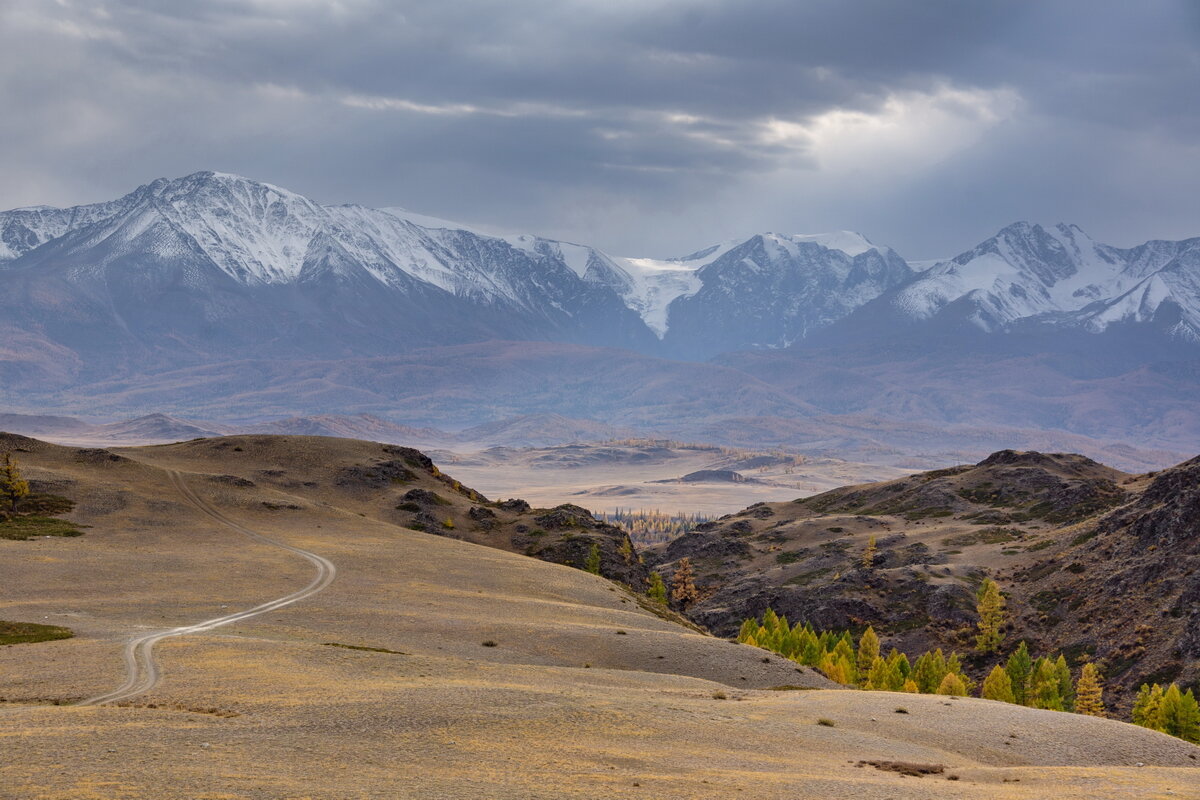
0, 515, 85, 540
860, 760, 944, 777
861, 536, 877, 570
0, 466, 83, 540
1, 454, 30, 512
941, 528, 1020, 547
0, 620, 73, 645
323, 642, 407, 655
816, 718, 835, 727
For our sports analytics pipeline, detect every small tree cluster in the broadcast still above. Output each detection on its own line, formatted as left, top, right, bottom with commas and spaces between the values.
739, 611, 1118, 726
737, 613, 969, 693
987, 641, 1079, 712
1132, 683, 1200, 743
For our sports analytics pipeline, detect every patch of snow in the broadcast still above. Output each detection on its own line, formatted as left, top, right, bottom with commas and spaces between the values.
381, 207, 506, 237
611, 257, 703, 337
784, 230, 878, 256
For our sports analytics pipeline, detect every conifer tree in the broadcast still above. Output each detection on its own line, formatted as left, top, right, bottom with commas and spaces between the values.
670, 558, 699, 609
840, 654, 857, 683
1074, 663, 1105, 717
902, 679, 920, 693
1028, 658, 1064, 710
981, 665, 1016, 703
646, 572, 668, 605
887, 651, 911, 691
974, 578, 1007, 653
862, 536, 877, 570
1, 453, 30, 514
936, 672, 968, 696
801, 632, 822, 666
585, 543, 602, 575
1006, 642, 1033, 705
832, 638, 857, 685
913, 650, 948, 694
1178, 689, 1200, 743
1054, 655, 1075, 712
618, 536, 634, 564
1133, 684, 1165, 730
1158, 684, 1187, 738
857, 626, 880, 682
866, 657, 890, 691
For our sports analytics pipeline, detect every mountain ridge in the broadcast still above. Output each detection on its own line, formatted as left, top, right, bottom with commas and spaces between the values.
8, 171, 1198, 359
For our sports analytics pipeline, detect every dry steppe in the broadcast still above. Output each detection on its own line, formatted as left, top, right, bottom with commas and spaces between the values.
431, 441, 906, 516
1, 434, 1197, 799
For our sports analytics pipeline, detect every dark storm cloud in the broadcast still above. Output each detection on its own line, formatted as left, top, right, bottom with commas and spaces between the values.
1, 0, 1197, 258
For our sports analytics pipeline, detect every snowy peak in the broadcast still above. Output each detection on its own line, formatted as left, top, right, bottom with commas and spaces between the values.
888, 221, 1200, 339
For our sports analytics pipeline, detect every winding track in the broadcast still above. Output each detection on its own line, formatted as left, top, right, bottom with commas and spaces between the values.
78, 470, 336, 706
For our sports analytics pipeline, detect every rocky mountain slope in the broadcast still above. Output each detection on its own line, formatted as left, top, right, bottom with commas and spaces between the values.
648, 449, 1200, 712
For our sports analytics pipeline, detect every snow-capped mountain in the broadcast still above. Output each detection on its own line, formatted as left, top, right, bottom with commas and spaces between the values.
879, 222, 1200, 341
0, 172, 918, 366
661, 231, 912, 357
2, 172, 1199, 387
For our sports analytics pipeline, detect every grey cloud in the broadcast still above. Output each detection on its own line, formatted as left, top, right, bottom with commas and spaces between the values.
1, 0, 1197, 259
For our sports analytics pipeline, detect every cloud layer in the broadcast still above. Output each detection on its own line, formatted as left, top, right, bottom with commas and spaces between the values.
2, 0, 1197, 258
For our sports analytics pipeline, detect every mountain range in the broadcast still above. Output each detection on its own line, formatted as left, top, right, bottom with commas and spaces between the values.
2, 171, 1198, 466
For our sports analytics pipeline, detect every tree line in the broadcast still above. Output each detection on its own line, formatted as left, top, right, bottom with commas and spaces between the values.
738, 601, 1198, 743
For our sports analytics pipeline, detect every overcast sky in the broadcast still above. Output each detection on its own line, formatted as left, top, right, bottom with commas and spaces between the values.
2, 1, 1198, 259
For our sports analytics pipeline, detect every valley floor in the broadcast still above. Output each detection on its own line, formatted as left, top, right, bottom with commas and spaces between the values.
1, 438, 1197, 798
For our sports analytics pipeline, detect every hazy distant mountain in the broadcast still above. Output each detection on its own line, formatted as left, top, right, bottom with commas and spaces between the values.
4, 173, 1198, 376
851, 222, 1200, 342
0, 172, 929, 373
3, 172, 1200, 465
